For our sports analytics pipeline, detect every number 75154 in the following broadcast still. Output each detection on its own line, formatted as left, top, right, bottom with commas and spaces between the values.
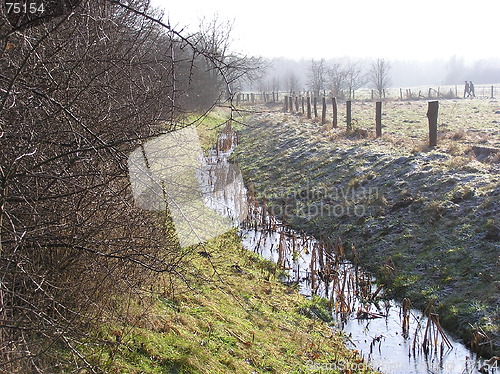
6, 2, 45, 14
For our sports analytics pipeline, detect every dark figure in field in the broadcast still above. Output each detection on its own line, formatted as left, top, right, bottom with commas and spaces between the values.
469, 81, 475, 97
464, 81, 470, 98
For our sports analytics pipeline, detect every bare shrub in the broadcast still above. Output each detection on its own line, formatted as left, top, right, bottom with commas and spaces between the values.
0, 1, 260, 371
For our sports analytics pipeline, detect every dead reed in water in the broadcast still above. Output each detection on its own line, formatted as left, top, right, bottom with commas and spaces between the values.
243, 194, 387, 323
470, 324, 494, 357
419, 300, 453, 356
393, 298, 456, 359
401, 298, 412, 339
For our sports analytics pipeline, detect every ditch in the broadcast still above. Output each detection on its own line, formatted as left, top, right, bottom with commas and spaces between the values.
199, 123, 498, 374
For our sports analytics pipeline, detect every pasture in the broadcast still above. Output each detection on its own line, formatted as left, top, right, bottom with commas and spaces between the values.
330, 98, 500, 149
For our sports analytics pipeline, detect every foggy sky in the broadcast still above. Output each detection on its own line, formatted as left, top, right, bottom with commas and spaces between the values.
151, 0, 500, 63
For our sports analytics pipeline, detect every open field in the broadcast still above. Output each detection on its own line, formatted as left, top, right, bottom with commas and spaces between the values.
240, 90, 500, 155
264, 97, 500, 164
328, 98, 500, 149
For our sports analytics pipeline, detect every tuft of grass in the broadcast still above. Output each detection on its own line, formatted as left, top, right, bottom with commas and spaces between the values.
298, 296, 334, 323
451, 130, 467, 140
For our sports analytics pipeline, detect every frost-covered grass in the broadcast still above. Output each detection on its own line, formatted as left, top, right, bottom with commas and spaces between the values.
233, 101, 499, 356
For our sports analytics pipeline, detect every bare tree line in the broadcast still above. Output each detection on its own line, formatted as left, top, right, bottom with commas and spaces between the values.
257, 55, 500, 101
259, 57, 391, 100
0, 0, 260, 371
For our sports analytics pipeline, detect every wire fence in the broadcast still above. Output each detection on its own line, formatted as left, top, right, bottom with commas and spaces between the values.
236, 84, 500, 105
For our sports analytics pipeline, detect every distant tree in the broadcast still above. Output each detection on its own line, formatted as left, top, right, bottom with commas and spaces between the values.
271, 76, 281, 101
327, 63, 348, 99
345, 61, 367, 100
285, 70, 301, 94
369, 58, 391, 98
272, 76, 281, 93
308, 58, 326, 98
444, 55, 465, 84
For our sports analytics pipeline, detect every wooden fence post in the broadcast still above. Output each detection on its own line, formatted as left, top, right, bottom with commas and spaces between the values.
346, 100, 352, 131
284, 96, 288, 112
400, 88, 403, 100
301, 96, 305, 114
289, 96, 293, 113
295, 96, 299, 112
376, 101, 382, 137
321, 97, 326, 125
332, 97, 338, 128
427, 101, 439, 147
313, 97, 318, 118
307, 96, 311, 119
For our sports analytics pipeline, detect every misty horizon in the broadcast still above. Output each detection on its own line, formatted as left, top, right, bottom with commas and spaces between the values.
252, 56, 500, 92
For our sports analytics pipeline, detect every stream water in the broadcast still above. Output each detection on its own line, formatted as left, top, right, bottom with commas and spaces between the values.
240, 227, 493, 374
198, 126, 497, 374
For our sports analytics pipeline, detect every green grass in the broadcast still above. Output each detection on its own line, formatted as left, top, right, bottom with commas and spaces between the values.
182, 109, 230, 150
66, 231, 378, 373
180, 107, 249, 150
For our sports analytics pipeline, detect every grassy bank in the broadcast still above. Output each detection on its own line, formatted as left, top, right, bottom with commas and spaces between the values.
63, 231, 376, 373
50, 110, 378, 373
232, 102, 499, 357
